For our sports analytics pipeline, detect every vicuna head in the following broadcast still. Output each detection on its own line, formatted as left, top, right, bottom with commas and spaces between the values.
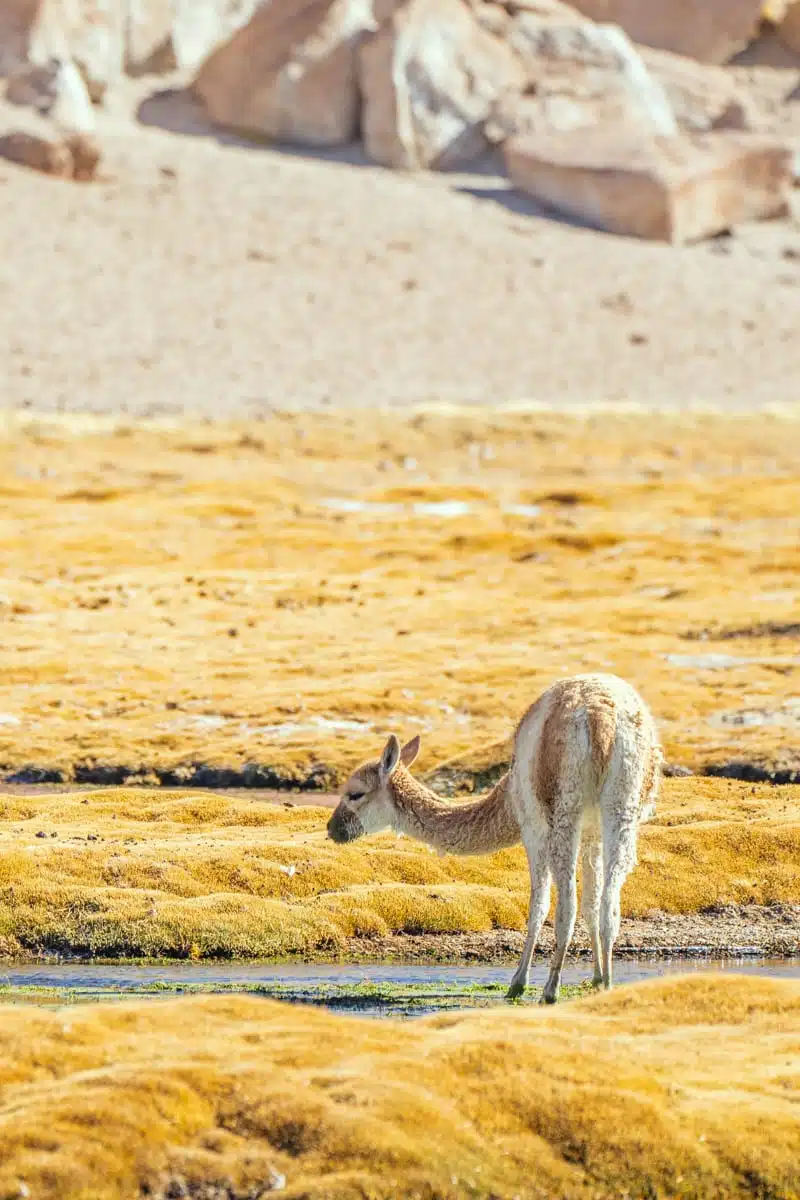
326, 733, 421, 844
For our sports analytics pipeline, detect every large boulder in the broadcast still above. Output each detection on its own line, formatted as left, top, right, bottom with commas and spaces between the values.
562, 0, 765, 64
359, 0, 525, 169
0, 128, 73, 176
7, 55, 96, 132
463, 0, 587, 35
0, 0, 124, 100
1, 2, 261, 94
0, 0, 39, 73
125, 0, 260, 77
26, 0, 125, 102
638, 47, 744, 133
504, 129, 793, 242
0, 124, 102, 180
776, 1, 800, 52
487, 17, 678, 144
193, 0, 379, 147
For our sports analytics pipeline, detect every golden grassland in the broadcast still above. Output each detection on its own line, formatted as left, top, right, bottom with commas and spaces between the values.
0, 408, 799, 785
0, 974, 798, 1199
0, 779, 797, 959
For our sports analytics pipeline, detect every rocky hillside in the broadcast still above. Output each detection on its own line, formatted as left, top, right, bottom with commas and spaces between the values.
1, 0, 799, 241
1, 1, 798, 416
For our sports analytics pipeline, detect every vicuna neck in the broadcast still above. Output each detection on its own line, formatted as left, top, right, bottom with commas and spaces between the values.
388, 767, 520, 856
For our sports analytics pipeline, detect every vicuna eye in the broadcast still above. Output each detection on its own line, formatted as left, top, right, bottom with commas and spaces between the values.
348, 792, 365, 802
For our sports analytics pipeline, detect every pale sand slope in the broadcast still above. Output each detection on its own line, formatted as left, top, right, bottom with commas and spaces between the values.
1, 95, 799, 418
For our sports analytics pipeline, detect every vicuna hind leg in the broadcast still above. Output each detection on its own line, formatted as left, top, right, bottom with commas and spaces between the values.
542, 817, 581, 1005
507, 833, 551, 1000
599, 809, 639, 991
580, 833, 604, 987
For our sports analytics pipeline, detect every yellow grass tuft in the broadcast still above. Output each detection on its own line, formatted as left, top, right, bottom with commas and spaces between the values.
0, 779, 797, 959
0, 975, 798, 1199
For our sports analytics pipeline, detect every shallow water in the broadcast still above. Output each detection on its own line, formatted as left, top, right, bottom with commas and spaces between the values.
708, 704, 800, 729
320, 498, 542, 520
2, 958, 797, 1018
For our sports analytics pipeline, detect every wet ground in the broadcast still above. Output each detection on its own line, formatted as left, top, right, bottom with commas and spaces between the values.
2, 958, 798, 1018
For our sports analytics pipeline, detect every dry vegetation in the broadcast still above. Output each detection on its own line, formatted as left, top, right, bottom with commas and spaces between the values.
0, 974, 797, 1199
0, 779, 797, 959
1, 408, 799, 786
1, 412, 798, 1198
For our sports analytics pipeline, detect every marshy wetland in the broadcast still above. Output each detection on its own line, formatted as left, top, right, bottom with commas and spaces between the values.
1, 409, 799, 1198
2, 408, 799, 785
0, 778, 798, 963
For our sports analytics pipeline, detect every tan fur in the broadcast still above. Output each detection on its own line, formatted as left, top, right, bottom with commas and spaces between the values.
348, 764, 379, 795
639, 740, 662, 821
389, 767, 520, 855
528, 679, 616, 819
587, 689, 617, 776
534, 698, 566, 819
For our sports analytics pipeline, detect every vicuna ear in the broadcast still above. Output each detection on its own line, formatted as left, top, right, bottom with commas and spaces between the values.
379, 733, 401, 779
400, 734, 421, 768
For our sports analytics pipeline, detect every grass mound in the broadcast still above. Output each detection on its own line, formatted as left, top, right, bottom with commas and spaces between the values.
0, 974, 797, 1199
0, 779, 798, 959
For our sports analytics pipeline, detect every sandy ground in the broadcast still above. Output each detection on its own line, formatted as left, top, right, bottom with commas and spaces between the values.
1, 83, 799, 418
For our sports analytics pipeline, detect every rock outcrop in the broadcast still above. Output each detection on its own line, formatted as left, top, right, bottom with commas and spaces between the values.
1, 0, 796, 243
776, 1, 800, 52
193, 0, 379, 147
7, 56, 97, 133
0, 1, 124, 100
562, 0, 765, 63
487, 17, 677, 144
359, 0, 524, 169
0, 0, 38, 74
639, 47, 745, 133
0, 125, 101, 180
0, 1, 260, 91
29, 0, 126, 102
126, 0, 260, 77
505, 129, 793, 242
358, 0, 681, 169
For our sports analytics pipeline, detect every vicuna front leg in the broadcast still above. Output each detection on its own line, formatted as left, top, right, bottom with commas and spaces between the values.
541, 819, 581, 1005
507, 838, 550, 1000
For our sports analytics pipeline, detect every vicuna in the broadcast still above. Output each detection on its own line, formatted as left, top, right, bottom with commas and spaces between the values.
327, 673, 661, 1003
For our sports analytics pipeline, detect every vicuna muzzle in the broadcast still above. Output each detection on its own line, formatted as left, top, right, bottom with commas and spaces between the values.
326, 805, 364, 844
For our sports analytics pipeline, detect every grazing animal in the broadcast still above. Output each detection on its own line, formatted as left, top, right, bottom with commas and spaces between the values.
327, 673, 661, 1003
